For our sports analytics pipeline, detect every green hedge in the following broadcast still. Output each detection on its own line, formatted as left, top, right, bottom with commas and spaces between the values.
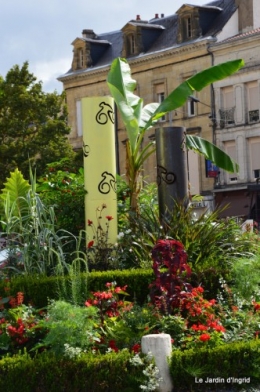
170, 339, 260, 391
1, 339, 260, 391
0, 269, 154, 307
0, 351, 145, 392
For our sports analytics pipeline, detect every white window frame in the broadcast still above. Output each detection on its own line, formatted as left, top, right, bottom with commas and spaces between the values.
224, 141, 238, 183
154, 82, 166, 122
77, 48, 84, 69
187, 97, 196, 117
248, 137, 260, 181
220, 86, 235, 127
247, 81, 259, 123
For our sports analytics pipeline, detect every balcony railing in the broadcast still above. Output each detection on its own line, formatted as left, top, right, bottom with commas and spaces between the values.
249, 109, 259, 123
219, 107, 235, 128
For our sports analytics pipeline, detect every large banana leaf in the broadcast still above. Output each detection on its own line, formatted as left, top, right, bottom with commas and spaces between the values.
107, 57, 244, 174
186, 135, 238, 173
147, 59, 245, 128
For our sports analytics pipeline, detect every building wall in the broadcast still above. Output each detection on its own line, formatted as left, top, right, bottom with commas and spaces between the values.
211, 32, 260, 219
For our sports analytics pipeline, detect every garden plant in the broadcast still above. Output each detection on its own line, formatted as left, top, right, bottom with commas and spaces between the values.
1, 57, 260, 391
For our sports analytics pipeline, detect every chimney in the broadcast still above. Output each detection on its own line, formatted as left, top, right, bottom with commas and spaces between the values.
235, 0, 254, 32
155, 13, 159, 19
82, 29, 96, 39
136, 15, 141, 20
161, 13, 164, 18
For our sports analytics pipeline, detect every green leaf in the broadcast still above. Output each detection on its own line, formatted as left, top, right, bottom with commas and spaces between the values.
0, 169, 31, 217
107, 58, 142, 151
186, 135, 238, 173
146, 59, 245, 128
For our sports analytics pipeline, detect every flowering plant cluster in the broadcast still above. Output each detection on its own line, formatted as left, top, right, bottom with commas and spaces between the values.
85, 281, 130, 325
86, 204, 117, 270
0, 289, 46, 358
176, 286, 226, 349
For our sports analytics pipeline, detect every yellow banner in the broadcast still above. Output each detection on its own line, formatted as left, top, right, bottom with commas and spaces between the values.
82, 97, 117, 245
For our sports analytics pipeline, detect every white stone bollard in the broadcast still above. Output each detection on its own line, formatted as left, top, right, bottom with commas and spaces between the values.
141, 333, 173, 392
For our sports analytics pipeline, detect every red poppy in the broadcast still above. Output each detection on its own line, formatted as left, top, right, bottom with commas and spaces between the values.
106, 216, 113, 221
88, 219, 93, 226
87, 240, 94, 248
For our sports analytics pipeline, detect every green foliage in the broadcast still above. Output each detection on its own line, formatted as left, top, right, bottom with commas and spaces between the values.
0, 269, 154, 308
229, 255, 260, 301
37, 160, 86, 236
170, 340, 260, 390
0, 350, 145, 392
0, 169, 76, 277
104, 303, 158, 349
0, 62, 75, 188
0, 168, 30, 220
37, 300, 99, 356
117, 188, 259, 278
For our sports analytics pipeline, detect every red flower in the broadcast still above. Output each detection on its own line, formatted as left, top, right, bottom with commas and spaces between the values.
109, 339, 119, 352
87, 240, 94, 248
191, 324, 208, 331
106, 216, 113, 221
131, 343, 141, 353
17, 292, 24, 306
253, 301, 260, 311
199, 333, 211, 342
88, 219, 93, 226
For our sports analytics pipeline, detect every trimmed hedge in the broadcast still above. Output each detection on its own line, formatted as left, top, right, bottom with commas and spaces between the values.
0, 351, 145, 392
0, 269, 154, 307
170, 339, 260, 391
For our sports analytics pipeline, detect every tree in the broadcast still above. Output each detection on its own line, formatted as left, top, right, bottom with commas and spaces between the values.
0, 62, 75, 188
107, 58, 244, 211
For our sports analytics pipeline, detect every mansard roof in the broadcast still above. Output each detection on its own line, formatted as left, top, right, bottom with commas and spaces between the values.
59, 0, 237, 78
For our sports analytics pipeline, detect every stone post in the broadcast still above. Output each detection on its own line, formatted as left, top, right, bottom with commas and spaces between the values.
141, 334, 173, 392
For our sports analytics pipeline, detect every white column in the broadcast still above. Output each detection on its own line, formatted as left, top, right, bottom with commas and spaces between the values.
141, 334, 173, 392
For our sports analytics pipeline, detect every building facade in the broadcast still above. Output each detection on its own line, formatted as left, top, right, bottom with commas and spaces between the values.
58, 0, 260, 219
211, 0, 260, 221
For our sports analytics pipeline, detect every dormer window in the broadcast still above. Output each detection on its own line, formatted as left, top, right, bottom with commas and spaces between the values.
182, 14, 193, 40
176, 5, 204, 44
77, 48, 84, 68
185, 16, 192, 38
128, 34, 136, 54
121, 18, 164, 58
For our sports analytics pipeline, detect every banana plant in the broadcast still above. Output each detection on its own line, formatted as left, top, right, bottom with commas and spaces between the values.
107, 57, 244, 211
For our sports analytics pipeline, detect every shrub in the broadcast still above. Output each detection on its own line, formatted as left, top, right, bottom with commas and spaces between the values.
170, 340, 260, 391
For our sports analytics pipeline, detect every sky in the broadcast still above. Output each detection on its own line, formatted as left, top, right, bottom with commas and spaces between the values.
0, 0, 207, 93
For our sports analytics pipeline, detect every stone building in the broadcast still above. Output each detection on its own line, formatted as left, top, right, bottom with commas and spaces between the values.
58, 0, 260, 219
